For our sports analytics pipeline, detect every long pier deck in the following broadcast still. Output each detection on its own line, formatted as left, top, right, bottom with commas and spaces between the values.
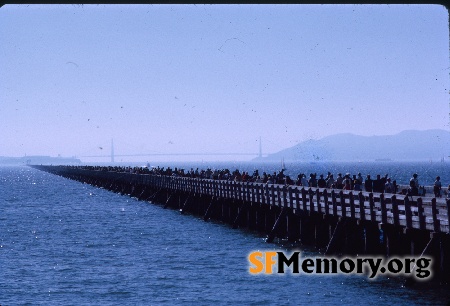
31, 165, 450, 283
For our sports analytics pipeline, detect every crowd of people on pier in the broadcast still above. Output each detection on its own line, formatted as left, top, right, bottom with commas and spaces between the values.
61, 165, 450, 198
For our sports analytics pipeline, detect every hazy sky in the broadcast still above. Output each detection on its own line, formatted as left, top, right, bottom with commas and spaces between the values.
1, 4, 448, 162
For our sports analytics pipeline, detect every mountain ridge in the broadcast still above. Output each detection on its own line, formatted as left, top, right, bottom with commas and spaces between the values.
256, 129, 450, 162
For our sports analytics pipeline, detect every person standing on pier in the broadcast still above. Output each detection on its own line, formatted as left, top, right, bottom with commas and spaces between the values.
318, 174, 327, 188
392, 180, 398, 194
301, 174, 309, 187
335, 173, 344, 189
373, 174, 383, 193
384, 178, 393, 194
343, 174, 352, 190
357, 173, 364, 186
276, 170, 285, 184
409, 173, 419, 196
326, 174, 335, 188
308, 173, 318, 187
353, 175, 361, 191
434, 176, 442, 198
262, 172, 268, 183
364, 175, 373, 192
285, 176, 294, 186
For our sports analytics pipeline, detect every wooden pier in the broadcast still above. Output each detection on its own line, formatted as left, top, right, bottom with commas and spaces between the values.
31, 165, 450, 283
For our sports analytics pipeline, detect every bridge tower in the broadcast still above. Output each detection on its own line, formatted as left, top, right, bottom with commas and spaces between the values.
259, 136, 262, 158
111, 139, 114, 163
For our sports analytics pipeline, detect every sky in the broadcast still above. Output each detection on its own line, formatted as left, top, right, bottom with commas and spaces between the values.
0, 4, 449, 162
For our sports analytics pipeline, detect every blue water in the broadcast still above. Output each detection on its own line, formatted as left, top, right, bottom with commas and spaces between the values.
1, 165, 449, 305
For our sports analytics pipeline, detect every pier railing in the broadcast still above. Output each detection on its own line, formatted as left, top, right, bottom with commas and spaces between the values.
40, 166, 449, 234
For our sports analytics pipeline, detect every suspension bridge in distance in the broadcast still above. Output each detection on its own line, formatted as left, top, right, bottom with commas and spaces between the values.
81, 139, 265, 162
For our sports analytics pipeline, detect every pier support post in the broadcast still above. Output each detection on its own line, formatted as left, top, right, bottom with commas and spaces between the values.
232, 201, 246, 229
314, 213, 330, 250
439, 233, 450, 284
362, 222, 382, 255
287, 211, 300, 243
380, 224, 402, 257
427, 232, 450, 284
247, 202, 258, 230
300, 211, 315, 246
344, 219, 363, 255
256, 204, 267, 233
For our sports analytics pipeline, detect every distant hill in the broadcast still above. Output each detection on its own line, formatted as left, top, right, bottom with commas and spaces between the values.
255, 129, 450, 162
0, 155, 81, 166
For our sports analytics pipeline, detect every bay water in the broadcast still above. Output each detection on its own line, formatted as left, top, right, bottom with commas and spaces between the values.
1, 163, 449, 305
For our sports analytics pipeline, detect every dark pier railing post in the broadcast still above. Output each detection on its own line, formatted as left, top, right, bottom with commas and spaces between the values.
431, 198, 440, 233
287, 186, 300, 242
358, 192, 365, 222
288, 186, 293, 210
417, 198, 426, 231
315, 189, 321, 214
323, 190, 330, 217
380, 193, 387, 225
314, 188, 329, 250
404, 196, 412, 229
256, 184, 266, 233
301, 188, 308, 213
309, 188, 315, 214
391, 195, 399, 227
255, 183, 261, 204
339, 191, 345, 218
294, 187, 300, 213
447, 199, 450, 230
331, 190, 337, 216
277, 185, 282, 208
369, 193, 375, 222
348, 192, 355, 219
271, 184, 276, 207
